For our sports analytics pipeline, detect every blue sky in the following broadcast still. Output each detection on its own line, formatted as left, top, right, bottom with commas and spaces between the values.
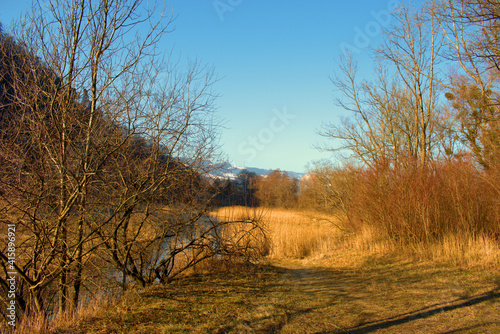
1, 0, 412, 173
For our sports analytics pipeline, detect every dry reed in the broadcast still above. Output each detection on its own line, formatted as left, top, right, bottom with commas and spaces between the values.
212, 206, 500, 269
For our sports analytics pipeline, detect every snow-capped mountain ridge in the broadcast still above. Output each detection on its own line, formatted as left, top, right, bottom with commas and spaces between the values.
216, 164, 305, 180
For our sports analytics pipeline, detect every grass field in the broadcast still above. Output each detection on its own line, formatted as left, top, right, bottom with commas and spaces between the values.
10, 207, 500, 333
37, 260, 499, 333
212, 206, 500, 269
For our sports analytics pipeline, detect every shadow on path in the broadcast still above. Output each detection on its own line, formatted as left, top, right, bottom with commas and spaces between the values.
339, 289, 500, 334
273, 261, 500, 333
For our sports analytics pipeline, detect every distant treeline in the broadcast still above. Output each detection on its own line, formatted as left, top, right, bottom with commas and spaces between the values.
211, 169, 299, 208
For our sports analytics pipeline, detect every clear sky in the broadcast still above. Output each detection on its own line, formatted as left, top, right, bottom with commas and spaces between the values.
1, 0, 414, 173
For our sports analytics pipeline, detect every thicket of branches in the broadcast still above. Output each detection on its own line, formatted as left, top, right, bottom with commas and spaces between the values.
314, 0, 500, 245
0, 0, 264, 327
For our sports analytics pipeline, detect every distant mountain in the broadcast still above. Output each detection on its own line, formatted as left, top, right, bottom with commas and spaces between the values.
209, 163, 305, 180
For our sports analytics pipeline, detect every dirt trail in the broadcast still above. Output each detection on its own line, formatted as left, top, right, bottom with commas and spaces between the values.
266, 259, 500, 333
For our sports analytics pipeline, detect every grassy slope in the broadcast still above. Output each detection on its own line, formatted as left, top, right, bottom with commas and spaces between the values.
46, 207, 500, 333
52, 258, 500, 334
275, 258, 500, 333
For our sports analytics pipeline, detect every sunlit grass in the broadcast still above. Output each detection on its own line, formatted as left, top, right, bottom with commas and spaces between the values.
11, 206, 500, 333
213, 206, 500, 269
33, 256, 500, 334
211, 206, 344, 259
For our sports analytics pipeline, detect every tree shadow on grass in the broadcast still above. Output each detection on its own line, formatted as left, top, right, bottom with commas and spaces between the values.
331, 289, 500, 334
126, 263, 500, 333
271, 263, 500, 334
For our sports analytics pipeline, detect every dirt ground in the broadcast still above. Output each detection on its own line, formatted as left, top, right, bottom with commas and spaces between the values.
268, 258, 500, 333
54, 257, 500, 333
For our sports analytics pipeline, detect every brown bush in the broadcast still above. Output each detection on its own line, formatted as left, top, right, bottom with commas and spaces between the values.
344, 157, 500, 245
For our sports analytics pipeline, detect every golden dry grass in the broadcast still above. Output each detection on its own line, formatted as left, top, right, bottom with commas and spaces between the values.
410, 233, 500, 268
0, 294, 116, 334
212, 206, 500, 269
38, 254, 500, 333
11, 206, 500, 333
212, 206, 344, 259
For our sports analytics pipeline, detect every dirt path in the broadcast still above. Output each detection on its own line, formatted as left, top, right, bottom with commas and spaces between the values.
267, 259, 500, 333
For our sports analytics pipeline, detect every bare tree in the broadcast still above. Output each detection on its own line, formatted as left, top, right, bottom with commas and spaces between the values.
252, 170, 298, 209
436, 0, 500, 169
444, 0, 500, 71
320, 4, 443, 168
299, 160, 354, 214
0, 0, 232, 322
